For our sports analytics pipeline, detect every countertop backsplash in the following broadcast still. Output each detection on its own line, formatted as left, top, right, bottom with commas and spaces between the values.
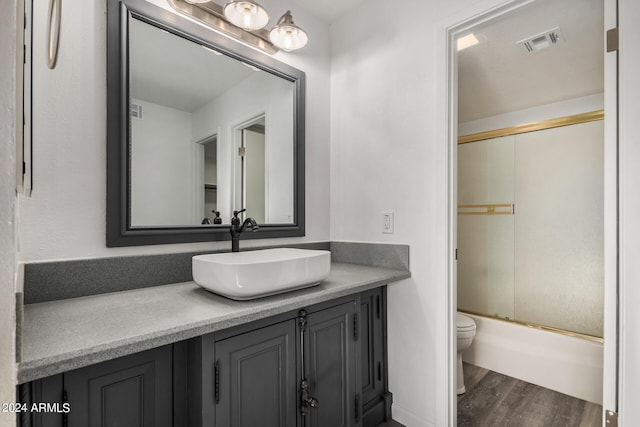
22, 241, 409, 304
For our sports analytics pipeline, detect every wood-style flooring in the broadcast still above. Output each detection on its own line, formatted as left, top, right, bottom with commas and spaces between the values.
457, 363, 602, 427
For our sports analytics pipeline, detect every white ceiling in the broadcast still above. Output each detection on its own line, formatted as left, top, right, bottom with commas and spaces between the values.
293, 0, 366, 23
130, 17, 256, 112
457, 0, 604, 123
132, 0, 603, 121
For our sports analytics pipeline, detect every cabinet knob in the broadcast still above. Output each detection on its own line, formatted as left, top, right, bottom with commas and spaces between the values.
304, 396, 318, 408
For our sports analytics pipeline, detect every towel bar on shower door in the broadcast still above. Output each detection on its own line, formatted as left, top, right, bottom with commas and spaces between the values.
457, 204, 514, 215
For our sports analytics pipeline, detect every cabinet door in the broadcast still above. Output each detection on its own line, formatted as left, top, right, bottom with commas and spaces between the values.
22, 374, 65, 427
305, 301, 358, 427
64, 345, 173, 427
360, 288, 387, 427
215, 319, 297, 427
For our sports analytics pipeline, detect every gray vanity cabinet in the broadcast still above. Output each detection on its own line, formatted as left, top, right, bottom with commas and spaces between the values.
191, 297, 362, 427
63, 345, 174, 427
305, 301, 358, 427
23, 344, 181, 427
20, 288, 390, 427
360, 288, 389, 426
213, 319, 298, 427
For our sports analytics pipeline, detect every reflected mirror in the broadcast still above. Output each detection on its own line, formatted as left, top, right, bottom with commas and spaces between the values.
106, 0, 305, 246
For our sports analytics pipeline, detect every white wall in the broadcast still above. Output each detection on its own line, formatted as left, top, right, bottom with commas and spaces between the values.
0, 0, 18, 425
130, 99, 196, 226
18, 0, 330, 261
330, 1, 501, 424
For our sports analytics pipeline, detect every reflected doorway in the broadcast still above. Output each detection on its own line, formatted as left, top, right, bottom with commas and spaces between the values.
238, 116, 266, 224
202, 135, 218, 222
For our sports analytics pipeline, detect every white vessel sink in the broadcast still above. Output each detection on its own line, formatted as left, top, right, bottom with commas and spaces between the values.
192, 248, 331, 300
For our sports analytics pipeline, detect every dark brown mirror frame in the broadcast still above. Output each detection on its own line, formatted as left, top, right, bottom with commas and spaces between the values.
106, 0, 305, 247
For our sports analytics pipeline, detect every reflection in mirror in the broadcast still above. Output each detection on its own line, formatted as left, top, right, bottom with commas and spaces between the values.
238, 117, 266, 224
128, 17, 294, 227
106, 0, 305, 246
202, 135, 218, 222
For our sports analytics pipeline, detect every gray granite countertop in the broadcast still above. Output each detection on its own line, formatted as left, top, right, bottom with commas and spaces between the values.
19, 262, 410, 384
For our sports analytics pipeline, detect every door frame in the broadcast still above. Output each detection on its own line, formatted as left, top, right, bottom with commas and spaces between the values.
230, 112, 267, 217
602, 0, 619, 421
440, 0, 619, 424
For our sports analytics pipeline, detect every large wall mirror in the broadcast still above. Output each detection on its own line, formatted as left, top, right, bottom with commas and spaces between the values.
106, 0, 305, 246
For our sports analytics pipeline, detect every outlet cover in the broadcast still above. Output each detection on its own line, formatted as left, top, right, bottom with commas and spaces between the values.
382, 211, 394, 234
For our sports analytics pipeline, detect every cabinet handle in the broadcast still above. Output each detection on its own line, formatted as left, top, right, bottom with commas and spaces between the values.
353, 312, 359, 341
214, 360, 220, 403
300, 379, 318, 416
46, 0, 61, 69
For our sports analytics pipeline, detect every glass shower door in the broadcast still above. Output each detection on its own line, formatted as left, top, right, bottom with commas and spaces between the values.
457, 135, 515, 320
457, 119, 604, 339
513, 121, 604, 337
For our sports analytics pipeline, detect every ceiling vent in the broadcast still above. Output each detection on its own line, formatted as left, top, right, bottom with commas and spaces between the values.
517, 27, 564, 53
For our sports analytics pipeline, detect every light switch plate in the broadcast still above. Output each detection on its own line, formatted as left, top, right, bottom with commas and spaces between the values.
382, 211, 394, 234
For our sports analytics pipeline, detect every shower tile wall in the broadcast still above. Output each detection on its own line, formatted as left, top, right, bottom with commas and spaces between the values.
457, 120, 604, 337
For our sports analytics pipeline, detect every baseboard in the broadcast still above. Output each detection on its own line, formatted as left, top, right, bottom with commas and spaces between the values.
391, 404, 434, 427
462, 314, 603, 404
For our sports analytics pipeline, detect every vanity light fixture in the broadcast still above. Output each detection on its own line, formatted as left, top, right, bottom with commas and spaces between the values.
223, 1, 270, 30
171, 0, 308, 53
269, 10, 309, 52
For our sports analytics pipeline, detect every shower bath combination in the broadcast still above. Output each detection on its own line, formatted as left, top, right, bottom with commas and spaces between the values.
457, 114, 605, 341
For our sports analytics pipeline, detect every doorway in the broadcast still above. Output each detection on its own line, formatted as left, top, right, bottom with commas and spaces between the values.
444, 0, 618, 423
236, 115, 266, 224
203, 135, 218, 222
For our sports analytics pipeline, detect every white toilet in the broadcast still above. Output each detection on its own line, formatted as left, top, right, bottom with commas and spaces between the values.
456, 312, 476, 395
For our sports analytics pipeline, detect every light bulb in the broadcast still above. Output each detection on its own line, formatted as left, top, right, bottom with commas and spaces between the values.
269, 11, 308, 52
223, 1, 270, 30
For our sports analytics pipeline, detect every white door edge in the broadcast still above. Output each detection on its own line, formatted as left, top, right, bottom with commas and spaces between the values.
603, 0, 619, 421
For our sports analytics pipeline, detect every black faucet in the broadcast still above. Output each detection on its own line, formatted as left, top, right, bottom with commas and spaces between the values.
230, 209, 259, 252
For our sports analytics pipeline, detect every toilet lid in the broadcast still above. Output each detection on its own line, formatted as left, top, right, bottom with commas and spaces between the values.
456, 313, 476, 332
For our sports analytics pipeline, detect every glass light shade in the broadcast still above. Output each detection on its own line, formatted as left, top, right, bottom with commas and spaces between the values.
223, 1, 270, 30
269, 11, 308, 52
